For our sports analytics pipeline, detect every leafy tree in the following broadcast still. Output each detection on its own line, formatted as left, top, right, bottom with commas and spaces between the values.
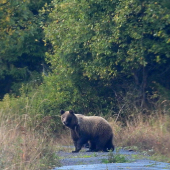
44, 0, 119, 114
0, 0, 52, 98
44, 0, 170, 114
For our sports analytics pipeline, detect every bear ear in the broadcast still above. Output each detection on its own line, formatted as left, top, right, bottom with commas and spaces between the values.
69, 110, 74, 114
60, 110, 65, 115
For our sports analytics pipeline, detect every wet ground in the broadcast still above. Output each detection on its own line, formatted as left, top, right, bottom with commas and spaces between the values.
53, 147, 170, 170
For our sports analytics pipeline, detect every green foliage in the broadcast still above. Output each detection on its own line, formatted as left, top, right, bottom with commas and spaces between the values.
1, 0, 170, 119
43, 0, 170, 115
0, 94, 61, 169
43, 0, 119, 114
102, 151, 128, 163
45, 0, 170, 77
0, 82, 63, 133
113, 0, 170, 70
0, 0, 52, 98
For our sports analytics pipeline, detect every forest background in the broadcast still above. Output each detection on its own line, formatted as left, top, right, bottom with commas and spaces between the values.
1, 0, 170, 169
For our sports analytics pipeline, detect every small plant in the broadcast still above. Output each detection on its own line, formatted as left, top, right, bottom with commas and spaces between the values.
93, 153, 98, 157
102, 151, 128, 163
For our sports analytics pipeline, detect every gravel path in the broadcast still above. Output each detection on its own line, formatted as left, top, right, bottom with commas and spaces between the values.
53, 147, 170, 170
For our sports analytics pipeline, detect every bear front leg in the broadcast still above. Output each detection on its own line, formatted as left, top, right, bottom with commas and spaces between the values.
72, 141, 83, 153
71, 129, 80, 153
72, 140, 80, 153
72, 137, 88, 153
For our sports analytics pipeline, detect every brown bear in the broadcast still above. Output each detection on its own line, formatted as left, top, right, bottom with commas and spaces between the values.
60, 110, 114, 153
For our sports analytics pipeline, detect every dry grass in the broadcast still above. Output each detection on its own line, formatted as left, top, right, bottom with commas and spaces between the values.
1, 91, 170, 169
110, 114, 170, 162
0, 111, 60, 170
54, 129, 74, 153
54, 113, 170, 163
50, 113, 170, 162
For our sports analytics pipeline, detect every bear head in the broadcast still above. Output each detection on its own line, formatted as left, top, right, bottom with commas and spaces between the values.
60, 110, 78, 129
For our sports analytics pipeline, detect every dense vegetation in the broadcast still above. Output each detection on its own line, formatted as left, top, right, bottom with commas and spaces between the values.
0, 0, 170, 117
0, 0, 51, 97
1, 0, 170, 168
43, 0, 170, 116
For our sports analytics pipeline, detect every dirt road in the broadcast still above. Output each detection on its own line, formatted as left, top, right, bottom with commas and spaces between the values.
53, 147, 170, 170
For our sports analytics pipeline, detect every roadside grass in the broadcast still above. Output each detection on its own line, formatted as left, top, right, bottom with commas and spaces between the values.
55, 131, 74, 153
0, 110, 61, 170
0, 93, 61, 170
1, 89, 170, 169
110, 114, 170, 163
55, 110, 170, 163
55, 131, 73, 147
1, 111, 170, 169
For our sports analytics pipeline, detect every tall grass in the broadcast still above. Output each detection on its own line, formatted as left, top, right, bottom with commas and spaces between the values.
107, 86, 170, 162
1, 83, 170, 169
0, 91, 61, 170
0, 111, 60, 170
110, 113, 170, 162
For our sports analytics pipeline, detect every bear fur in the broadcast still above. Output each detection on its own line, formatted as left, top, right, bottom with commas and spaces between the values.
60, 110, 114, 153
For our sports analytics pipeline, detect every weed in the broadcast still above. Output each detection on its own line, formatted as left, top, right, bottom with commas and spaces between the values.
102, 152, 128, 164
93, 153, 98, 157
